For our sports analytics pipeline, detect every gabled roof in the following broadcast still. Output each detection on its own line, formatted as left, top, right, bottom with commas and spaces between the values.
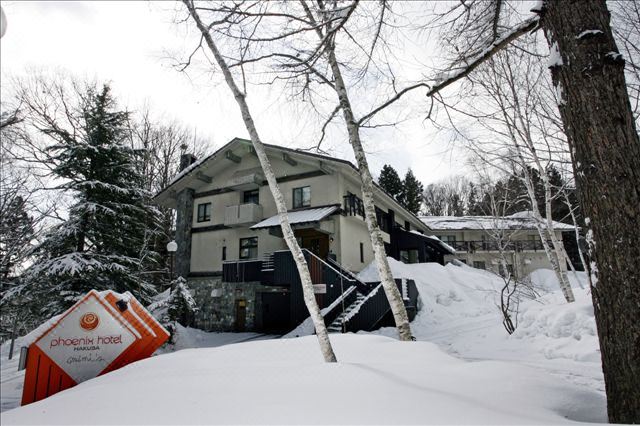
155, 137, 429, 232
420, 212, 575, 232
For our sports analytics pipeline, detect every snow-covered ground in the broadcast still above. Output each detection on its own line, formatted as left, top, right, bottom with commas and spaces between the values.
1, 262, 606, 424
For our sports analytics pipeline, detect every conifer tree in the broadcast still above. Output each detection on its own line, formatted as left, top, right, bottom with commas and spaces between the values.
402, 169, 424, 215
378, 164, 403, 202
19, 84, 161, 320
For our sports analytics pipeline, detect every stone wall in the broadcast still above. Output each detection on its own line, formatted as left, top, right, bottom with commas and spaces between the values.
188, 276, 265, 332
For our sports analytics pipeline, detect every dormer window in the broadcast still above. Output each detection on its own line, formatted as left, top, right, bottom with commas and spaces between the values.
293, 186, 311, 209
197, 202, 212, 222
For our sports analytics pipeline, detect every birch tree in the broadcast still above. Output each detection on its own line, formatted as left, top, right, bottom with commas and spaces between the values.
182, 0, 337, 362
426, 1, 640, 421
456, 44, 576, 302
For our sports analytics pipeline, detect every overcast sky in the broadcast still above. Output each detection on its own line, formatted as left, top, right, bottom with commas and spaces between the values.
0, 1, 467, 185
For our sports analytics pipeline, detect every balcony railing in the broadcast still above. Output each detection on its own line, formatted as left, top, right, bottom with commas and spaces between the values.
446, 240, 548, 253
224, 203, 263, 227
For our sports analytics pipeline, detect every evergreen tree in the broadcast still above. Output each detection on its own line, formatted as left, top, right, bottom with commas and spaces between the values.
0, 195, 34, 282
378, 164, 404, 202
148, 277, 198, 344
402, 169, 424, 215
20, 85, 161, 320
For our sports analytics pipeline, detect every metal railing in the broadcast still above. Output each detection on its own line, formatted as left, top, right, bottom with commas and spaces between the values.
446, 240, 548, 253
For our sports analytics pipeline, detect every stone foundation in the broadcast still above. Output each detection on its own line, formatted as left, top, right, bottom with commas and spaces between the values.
188, 276, 265, 332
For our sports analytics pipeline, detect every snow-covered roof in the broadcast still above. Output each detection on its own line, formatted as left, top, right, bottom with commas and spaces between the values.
250, 205, 340, 229
420, 212, 575, 232
408, 230, 457, 254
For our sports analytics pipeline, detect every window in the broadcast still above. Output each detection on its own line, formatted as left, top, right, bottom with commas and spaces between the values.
473, 261, 486, 270
243, 189, 259, 204
360, 242, 364, 263
293, 186, 311, 209
441, 235, 456, 243
375, 207, 390, 233
404, 221, 411, 231
197, 202, 211, 222
222, 246, 227, 261
400, 249, 419, 264
343, 192, 364, 217
239, 237, 258, 259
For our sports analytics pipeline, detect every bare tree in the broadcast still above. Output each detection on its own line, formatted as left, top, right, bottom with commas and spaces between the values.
182, 0, 337, 362
444, 42, 576, 302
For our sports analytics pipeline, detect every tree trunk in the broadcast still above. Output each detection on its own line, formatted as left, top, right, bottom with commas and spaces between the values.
543, 1, 640, 422
184, 0, 337, 363
325, 48, 413, 342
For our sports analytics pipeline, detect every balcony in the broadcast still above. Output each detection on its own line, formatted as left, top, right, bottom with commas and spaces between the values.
224, 203, 263, 227
447, 240, 547, 253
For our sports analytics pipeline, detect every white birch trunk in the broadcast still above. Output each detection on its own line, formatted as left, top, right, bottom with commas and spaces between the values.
521, 168, 575, 302
325, 48, 413, 341
184, 0, 337, 362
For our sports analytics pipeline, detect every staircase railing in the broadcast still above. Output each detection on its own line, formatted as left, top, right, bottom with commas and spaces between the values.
322, 285, 358, 328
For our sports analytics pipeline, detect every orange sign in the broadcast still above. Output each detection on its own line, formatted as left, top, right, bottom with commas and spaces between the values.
21, 290, 169, 406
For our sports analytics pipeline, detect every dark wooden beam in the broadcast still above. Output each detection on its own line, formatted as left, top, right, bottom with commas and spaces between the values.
225, 150, 241, 163
283, 153, 298, 166
196, 171, 212, 183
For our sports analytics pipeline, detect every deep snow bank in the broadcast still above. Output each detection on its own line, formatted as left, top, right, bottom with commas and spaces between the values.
2, 334, 605, 425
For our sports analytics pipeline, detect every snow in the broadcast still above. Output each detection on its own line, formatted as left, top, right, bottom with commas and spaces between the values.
2, 332, 604, 425
548, 41, 563, 67
2, 263, 606, 424
421, 212, 575, 231
576, 29, 603, 40
410, 230, 457, 254
250, 205, 340, 229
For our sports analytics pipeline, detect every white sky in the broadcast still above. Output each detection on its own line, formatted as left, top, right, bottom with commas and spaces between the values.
0, 1, 467, 185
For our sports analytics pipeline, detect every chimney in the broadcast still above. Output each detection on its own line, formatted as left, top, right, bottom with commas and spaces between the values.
179, 153, 197, 172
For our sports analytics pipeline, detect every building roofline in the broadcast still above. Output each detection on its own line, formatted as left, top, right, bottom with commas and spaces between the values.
155, 137, 429, 231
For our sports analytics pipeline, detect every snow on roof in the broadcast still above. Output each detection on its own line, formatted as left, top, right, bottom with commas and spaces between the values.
250, 205, 340, 229
409, 230, 457, 254
420, 212, 575, 232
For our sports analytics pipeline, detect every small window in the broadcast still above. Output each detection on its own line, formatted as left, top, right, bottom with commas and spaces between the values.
400, 249, 419, 264
473, 261, 486, 270
360, 242, 364, 263
243, 189, 259, 204
222, 246, 227, 261
239, 237, 258, 259
404, 221, 410, 231
293, 186, 311, 209
441, 235, 456, 244
197, 202, 211, 222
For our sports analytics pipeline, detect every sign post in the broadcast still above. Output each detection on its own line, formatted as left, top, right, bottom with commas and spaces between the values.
21, 290, 169, 406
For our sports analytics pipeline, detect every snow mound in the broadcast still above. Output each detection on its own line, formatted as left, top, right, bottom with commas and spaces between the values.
1, 334, 605, 425
512, 289, 599, 362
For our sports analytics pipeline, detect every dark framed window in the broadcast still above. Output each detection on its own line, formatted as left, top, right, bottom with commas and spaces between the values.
243, 189, 259, 204
360, 242, 364, 263
222, 246, 227, 261
404, 221, 411, 231
399, 249, 419, 264
239, 237, 258, 259
473, 261, 486, 270
293, 186, 311, 209
197, 202, 211, 222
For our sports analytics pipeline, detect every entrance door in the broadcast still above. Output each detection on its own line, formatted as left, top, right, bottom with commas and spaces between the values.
294, 229, 329, 259
235, 299, 246, 332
